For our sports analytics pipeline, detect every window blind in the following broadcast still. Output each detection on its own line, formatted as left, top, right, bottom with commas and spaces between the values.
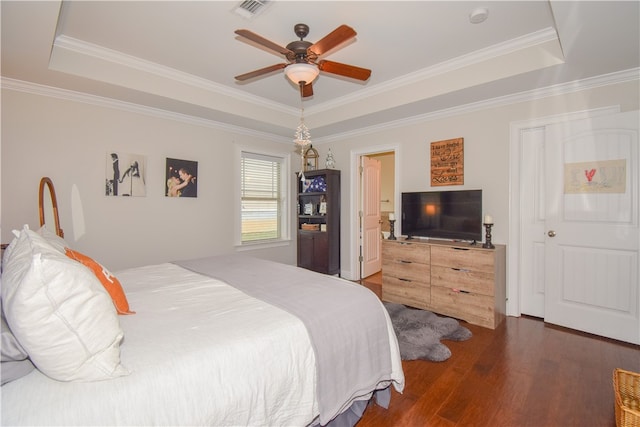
240, 152, 283, 242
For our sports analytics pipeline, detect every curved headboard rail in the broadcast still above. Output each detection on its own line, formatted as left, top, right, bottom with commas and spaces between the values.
38, 177, 64, 238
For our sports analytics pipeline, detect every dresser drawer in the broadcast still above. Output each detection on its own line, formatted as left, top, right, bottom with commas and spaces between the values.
382, 276, 429, 310
430, 245, 495, 273
430, 286, 495, 328
431, 265, 494, 295
382, 241, 430, 264
382, 259, 430, 283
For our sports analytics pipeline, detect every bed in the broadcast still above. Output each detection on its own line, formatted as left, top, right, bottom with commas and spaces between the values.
1, 222, 404, 426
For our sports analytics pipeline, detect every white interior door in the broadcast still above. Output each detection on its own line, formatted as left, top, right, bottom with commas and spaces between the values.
519, 127, 546, 317
361, 156, 382, 278
544, 110, 639, 344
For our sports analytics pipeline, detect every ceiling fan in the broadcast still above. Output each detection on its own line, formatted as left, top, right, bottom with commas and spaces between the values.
234, 23, 371, 98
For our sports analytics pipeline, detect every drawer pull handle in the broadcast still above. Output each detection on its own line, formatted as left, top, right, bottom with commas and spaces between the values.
453, 247, 470, 251
399, 278, 412, 282
453, 288, 470, 294
400, 260, 412, 264
452, 268, 470, 272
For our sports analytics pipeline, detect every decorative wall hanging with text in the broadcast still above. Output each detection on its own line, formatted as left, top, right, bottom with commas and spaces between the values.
430, 137, 464, 186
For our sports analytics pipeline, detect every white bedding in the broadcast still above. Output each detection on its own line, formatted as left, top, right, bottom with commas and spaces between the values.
2, 263, 320, 426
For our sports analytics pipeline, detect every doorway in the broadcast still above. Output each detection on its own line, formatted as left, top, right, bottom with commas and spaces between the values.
350, 146, 398, 282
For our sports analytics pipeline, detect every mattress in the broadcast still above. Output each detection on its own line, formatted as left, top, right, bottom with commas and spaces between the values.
2, 262, 319, 426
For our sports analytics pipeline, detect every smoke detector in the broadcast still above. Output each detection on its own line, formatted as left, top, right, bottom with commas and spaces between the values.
469, 7, 489, 24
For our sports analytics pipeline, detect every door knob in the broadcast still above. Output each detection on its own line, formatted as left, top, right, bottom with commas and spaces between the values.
548, 230, 556, 237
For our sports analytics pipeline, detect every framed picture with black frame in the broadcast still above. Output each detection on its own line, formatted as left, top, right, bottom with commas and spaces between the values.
165, 158, 198, 198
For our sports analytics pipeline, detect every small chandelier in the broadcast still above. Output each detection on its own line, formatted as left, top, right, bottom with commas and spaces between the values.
294, 109, 311, 149
293, 84, 312, 180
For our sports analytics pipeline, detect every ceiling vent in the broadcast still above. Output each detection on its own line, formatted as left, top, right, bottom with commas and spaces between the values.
234, 0, 271, 20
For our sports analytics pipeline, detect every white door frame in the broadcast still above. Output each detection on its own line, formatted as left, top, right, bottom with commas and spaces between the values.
507, 106, 620, 316
348, 144, 400, 281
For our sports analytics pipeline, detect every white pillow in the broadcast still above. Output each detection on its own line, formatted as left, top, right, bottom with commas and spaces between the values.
1, 304, 35, 385
36, 224, 68, 253
1, 228, 22, 272
1, 226, 129, 381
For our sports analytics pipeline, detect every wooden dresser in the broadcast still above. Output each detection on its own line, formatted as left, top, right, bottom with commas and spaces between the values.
382, 238, 506, 329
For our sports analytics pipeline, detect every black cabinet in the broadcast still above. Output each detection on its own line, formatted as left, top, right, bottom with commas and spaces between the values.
297, 169, 340, 275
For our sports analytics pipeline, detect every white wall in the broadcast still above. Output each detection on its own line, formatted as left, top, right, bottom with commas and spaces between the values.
1, 89, 296, 270
2, 79, 638, 277
313, 80, 640, 279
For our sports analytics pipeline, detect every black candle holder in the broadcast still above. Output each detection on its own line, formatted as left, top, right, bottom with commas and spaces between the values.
388, 219, 397, 240
482, 223, 495, 249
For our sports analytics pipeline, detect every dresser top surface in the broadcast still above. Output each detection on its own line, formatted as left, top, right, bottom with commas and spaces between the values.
383, 237, 504, 252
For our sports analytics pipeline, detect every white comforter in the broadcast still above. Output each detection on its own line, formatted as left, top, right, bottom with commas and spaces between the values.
2, 263, 320, 426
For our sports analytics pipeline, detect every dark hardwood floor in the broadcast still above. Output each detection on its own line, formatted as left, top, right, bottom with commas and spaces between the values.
356, 273, 640, 427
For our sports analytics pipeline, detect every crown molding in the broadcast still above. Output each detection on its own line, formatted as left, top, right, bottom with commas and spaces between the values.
53, 35, 298, 116
306, 27, 561, 115
315, 67, 640, 143
0, 77, 290, 144
3, 67, 638, 145
53, 28, 559, 118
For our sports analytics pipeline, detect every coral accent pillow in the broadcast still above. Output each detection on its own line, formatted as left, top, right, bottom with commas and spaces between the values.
65, 249, 135, 315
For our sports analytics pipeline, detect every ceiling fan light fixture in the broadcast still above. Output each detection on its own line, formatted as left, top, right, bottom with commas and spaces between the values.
285, 63, 319, 85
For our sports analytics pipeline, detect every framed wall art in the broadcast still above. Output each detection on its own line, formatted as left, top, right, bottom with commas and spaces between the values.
564, 159, 626, 194
430, 137, 464, 186
166, 158, 198, 198
105, 152, 147, 197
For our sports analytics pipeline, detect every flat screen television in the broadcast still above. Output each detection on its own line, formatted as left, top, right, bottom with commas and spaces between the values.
401, 189, 482, 242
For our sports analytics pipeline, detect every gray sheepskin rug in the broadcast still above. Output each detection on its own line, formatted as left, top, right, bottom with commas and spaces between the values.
383, 302, 472, 362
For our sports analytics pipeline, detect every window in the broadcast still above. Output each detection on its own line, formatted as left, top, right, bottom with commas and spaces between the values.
240, 151, 287, 244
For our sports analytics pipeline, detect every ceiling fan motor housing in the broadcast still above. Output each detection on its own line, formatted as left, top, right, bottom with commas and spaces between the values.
286, 40, 314, 63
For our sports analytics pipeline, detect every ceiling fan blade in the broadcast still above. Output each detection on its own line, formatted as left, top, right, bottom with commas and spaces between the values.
308, 25, 357, 56
300, 82, 313, 98
317, 60, 371, 81
235, 63, 287, 81
235, 29, 293, 56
